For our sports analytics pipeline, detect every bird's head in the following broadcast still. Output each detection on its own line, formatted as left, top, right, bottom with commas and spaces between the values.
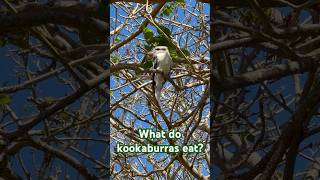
147, 46, 169, 59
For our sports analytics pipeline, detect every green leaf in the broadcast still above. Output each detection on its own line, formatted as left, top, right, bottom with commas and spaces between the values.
144, 44, 154, 52
0, 94, 11, 105
115, 37, 121, 42
175, 48, 191, 60
176, 0, 185, 4
161, 4, 174, 16
157, 25, 171, 37
180, 48, 191, 56
143, 26, 172, 47
44, 97, 54, 105
141, 60, 153, 69
111, 55, 120, 63
157, 35, 170, 46
143, 28, 154, 41
170, 50, 178, 61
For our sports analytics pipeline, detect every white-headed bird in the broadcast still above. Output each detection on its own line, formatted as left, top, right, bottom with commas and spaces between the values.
148, 46, 173, 103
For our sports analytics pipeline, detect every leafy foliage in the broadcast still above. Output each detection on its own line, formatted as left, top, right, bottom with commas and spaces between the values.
143, 26, 190, 62
160, 4, 175, 16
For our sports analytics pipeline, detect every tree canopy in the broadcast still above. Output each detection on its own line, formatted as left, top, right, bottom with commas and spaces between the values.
0, 1, 108, 179
212, 0, 320, 179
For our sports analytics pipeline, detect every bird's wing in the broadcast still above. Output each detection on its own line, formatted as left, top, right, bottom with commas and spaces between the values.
153, 56, 158, 70
152, 57, 158, 93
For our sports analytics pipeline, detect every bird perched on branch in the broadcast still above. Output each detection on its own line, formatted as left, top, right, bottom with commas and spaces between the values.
148, 46, 173, 103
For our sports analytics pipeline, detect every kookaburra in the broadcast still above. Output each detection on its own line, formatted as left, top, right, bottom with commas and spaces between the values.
148, 46, 173, 103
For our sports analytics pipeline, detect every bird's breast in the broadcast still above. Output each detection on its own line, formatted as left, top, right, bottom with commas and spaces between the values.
156, 53, 172, 72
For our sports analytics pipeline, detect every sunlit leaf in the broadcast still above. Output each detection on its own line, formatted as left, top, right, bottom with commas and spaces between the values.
143, 28, 154, 41
177, 0, 185, 4
111, 55, 120, 63
161, 4, 174, 16
115, 37, 121, 42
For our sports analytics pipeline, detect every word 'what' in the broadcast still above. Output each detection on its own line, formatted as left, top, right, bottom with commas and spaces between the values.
138, 129, 182, 139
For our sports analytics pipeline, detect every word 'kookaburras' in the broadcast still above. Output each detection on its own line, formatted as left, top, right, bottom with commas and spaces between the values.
148, 46, 173, 103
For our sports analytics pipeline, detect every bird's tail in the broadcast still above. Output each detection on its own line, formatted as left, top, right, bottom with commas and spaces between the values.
155, 85, 161, 102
